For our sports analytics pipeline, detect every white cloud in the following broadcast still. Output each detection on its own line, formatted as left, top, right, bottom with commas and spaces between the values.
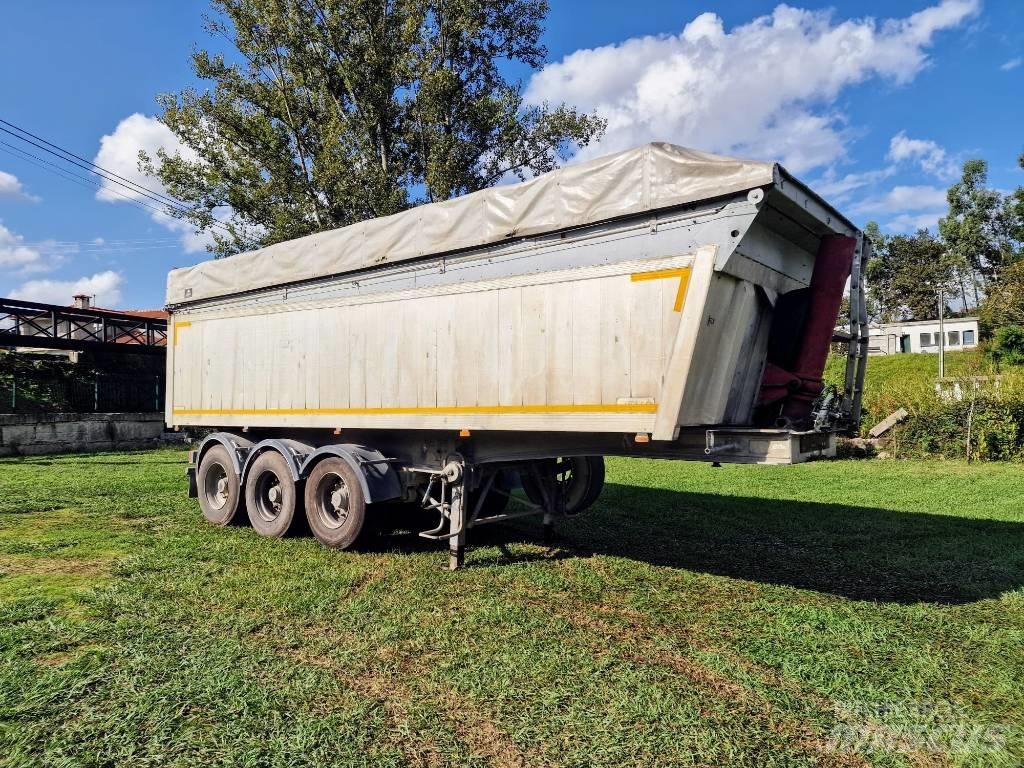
0, 222, 42, 271
526, 0, 979, 173
885, 211, 946, 233
852, 184, 949, 216
0, 170, 39, 202
814, 167, 897, 200
887, 131, 959, 179
10, 270, 123, 307
1001, 57, 1022, 71
0, 222, 67, 274
93, 113, 214, 254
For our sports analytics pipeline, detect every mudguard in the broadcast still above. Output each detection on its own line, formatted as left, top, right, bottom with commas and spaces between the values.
194, 432, 256, 477
299, 444, 402, 504
240, 439, 314, 486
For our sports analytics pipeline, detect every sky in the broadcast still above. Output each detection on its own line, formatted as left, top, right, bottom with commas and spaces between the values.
0, 0, 1021, 309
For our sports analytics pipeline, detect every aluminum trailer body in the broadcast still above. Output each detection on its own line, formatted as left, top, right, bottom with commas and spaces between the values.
166, 144, 868, 568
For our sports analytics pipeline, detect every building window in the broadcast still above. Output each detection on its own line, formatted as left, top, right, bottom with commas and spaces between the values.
920, 332, 934, 347
963, 329, 976, 345
948, 330, 960, 346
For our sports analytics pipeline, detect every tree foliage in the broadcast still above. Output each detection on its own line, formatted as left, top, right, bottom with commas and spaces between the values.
865, 225, 956, 322
979, 260, 1024, 335
146, 0, 605, 256
939, 159, 1022, 286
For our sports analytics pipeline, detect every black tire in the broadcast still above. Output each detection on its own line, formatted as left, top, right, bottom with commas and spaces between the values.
197, 445, 242, 525
520, 455, 604, 516
245, 451, 301, 538
303, 458, 367, 549
576, 455, 605, 515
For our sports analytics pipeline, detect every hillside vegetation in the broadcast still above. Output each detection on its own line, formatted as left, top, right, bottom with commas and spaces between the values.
825, 349, 1024, 459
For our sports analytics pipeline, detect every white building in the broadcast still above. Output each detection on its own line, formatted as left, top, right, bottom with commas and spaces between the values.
867, 317, 979, 355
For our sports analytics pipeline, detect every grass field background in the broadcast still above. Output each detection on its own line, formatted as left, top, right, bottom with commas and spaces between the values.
2, 448, 1023, 767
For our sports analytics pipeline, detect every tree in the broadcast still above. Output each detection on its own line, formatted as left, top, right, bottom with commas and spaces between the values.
865, 224, 956, 322
939, 159, 1021, 301
145, 0, 605, 256
978, 260, 1024, 336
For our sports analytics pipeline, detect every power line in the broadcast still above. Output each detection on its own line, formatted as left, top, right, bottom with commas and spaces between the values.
0, 124, 189, 214
0, 140, 187, 220
0, 117, 234, 237
0, 117, 188, 210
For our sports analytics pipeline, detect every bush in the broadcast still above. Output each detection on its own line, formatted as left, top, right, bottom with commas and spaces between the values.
990, 324, 1024, 367
825, 349, 1024, 461
891, 388, 1024, 461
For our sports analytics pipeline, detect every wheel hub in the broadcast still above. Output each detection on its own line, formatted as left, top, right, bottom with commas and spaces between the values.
316, 474, 349, 529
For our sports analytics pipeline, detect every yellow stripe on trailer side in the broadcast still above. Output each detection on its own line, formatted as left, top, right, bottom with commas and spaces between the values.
630, 267, 692, 312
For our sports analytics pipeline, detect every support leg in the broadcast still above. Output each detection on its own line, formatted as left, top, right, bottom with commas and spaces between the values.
448, 478, 466, 571
542, 511, 555, 548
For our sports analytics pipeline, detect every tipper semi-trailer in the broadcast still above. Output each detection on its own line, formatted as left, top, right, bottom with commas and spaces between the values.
166, 143, 869, 569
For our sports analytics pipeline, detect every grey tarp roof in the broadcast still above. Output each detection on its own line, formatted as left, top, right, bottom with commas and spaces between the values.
166, 142, 776, 305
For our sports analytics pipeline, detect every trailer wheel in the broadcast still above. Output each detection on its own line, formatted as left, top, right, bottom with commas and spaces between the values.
304, 458, 366, 549
245, 451, 301, 537
197, 445, 242, 525
520, 456, 605, 516
577, 456, 606, 514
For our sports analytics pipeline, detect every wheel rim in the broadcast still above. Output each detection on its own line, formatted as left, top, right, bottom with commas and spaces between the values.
253, 469, 284, 523
204, 462, 230, 511
314, 471, 349, 530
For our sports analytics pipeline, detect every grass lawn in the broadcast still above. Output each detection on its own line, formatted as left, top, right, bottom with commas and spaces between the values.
2, 449, 1023, 767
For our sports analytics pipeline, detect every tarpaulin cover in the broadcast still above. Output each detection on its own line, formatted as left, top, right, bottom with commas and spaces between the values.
166, 143, 776, 304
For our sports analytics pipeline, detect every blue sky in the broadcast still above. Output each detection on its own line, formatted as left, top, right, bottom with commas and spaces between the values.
0, 0, 1021, 309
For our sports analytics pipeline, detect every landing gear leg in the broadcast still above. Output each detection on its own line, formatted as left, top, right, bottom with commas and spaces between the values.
542, 511, 555, 548
449, 476, 466, 571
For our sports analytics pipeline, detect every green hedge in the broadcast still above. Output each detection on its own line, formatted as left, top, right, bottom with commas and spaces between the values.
825, 350, 1024, 461
889, 389, 1024, 460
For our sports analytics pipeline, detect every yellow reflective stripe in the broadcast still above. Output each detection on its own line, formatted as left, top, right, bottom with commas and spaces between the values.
173, 403, 657, 417
172, 321, 192, 346
630, 267, 692, 312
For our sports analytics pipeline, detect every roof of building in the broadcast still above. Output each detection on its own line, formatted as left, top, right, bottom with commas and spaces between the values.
74, 305, 167, 320
874, 317, 978, 328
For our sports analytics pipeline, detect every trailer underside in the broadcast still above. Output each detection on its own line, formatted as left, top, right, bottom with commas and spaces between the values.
186, 424, 837, 569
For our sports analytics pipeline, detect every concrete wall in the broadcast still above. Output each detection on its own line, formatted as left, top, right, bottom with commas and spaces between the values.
0, 412, 166, 456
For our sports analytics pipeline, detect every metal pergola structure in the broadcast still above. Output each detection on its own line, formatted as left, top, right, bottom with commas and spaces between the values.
0, 297, 167, 356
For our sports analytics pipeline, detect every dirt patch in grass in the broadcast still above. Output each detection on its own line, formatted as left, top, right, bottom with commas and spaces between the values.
542, 598, 870, 768
0, 555, 109, 577
273, 624, 546, 768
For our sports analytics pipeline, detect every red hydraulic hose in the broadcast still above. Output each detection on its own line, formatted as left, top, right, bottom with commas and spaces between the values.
779, 234, 857, 424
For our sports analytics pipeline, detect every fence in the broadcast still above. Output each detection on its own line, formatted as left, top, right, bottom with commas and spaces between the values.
0, 372, 164, 414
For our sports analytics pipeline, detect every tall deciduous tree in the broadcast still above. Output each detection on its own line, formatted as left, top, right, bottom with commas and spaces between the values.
146, 0, 605, 256
939, 159, 1022, 301
866, 224, 957, 322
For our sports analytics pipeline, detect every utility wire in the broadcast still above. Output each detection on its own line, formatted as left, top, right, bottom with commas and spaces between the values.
0, 117, 234, 237
0, 124, 190, 214
0, 141, 187, 220
0, 117, 188, 210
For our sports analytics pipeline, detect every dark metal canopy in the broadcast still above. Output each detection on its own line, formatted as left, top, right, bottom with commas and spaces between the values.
0, 297, 167, 355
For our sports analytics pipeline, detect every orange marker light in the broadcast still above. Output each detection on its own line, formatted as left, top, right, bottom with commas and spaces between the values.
459, 429, 471, 437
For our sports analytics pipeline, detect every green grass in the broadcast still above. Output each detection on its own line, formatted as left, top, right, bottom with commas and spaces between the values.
2, 449, 1024, 767
825, 348, 1000, 402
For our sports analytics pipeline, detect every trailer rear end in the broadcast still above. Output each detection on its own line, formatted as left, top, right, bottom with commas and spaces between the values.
166, 143, 868, 568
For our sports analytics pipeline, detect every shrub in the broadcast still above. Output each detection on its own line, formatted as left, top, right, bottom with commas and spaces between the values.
991, 325, 1024, 367
825, 348, 1024, 461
